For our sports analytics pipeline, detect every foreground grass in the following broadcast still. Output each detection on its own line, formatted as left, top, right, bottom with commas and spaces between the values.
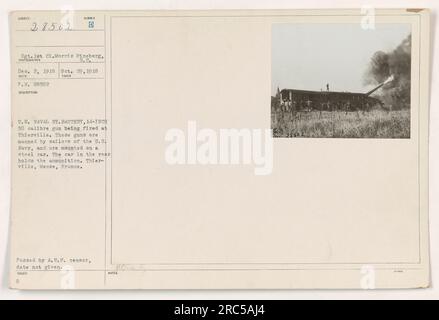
272, 109, 410, 138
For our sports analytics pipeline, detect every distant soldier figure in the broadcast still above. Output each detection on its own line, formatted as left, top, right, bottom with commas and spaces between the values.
291, 100, 296, 118
326, 83, 330, 91
306, 99, 312, 112
345, 101, 350, 114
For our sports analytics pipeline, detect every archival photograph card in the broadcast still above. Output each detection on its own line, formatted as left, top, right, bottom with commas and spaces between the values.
9, 9, 430, 289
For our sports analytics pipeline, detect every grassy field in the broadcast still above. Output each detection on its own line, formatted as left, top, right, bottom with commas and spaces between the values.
272, 109, 410, 138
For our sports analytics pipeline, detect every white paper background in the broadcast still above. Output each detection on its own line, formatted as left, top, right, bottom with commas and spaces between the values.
0, 0, 438, 299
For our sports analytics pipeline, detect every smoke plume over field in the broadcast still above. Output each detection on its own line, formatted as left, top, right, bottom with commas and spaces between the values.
364, 34, 411, 109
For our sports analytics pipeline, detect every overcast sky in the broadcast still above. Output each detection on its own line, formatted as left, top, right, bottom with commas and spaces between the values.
272, 23, 411, 95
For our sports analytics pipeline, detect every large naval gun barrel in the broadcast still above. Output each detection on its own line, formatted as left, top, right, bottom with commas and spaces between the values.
365, 75, 394, 96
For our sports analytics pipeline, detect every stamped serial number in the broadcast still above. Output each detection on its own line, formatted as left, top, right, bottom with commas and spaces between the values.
174, 304, 265, 318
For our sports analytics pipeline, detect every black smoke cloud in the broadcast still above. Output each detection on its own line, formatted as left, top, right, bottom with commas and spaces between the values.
364, 34, 411, 109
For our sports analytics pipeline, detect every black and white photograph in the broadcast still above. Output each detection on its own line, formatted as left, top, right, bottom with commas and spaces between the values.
0, 1, 437, 302
272, 23, 412, 138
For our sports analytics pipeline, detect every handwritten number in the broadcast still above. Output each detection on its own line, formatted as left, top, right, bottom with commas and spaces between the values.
30, 22, 73, 32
